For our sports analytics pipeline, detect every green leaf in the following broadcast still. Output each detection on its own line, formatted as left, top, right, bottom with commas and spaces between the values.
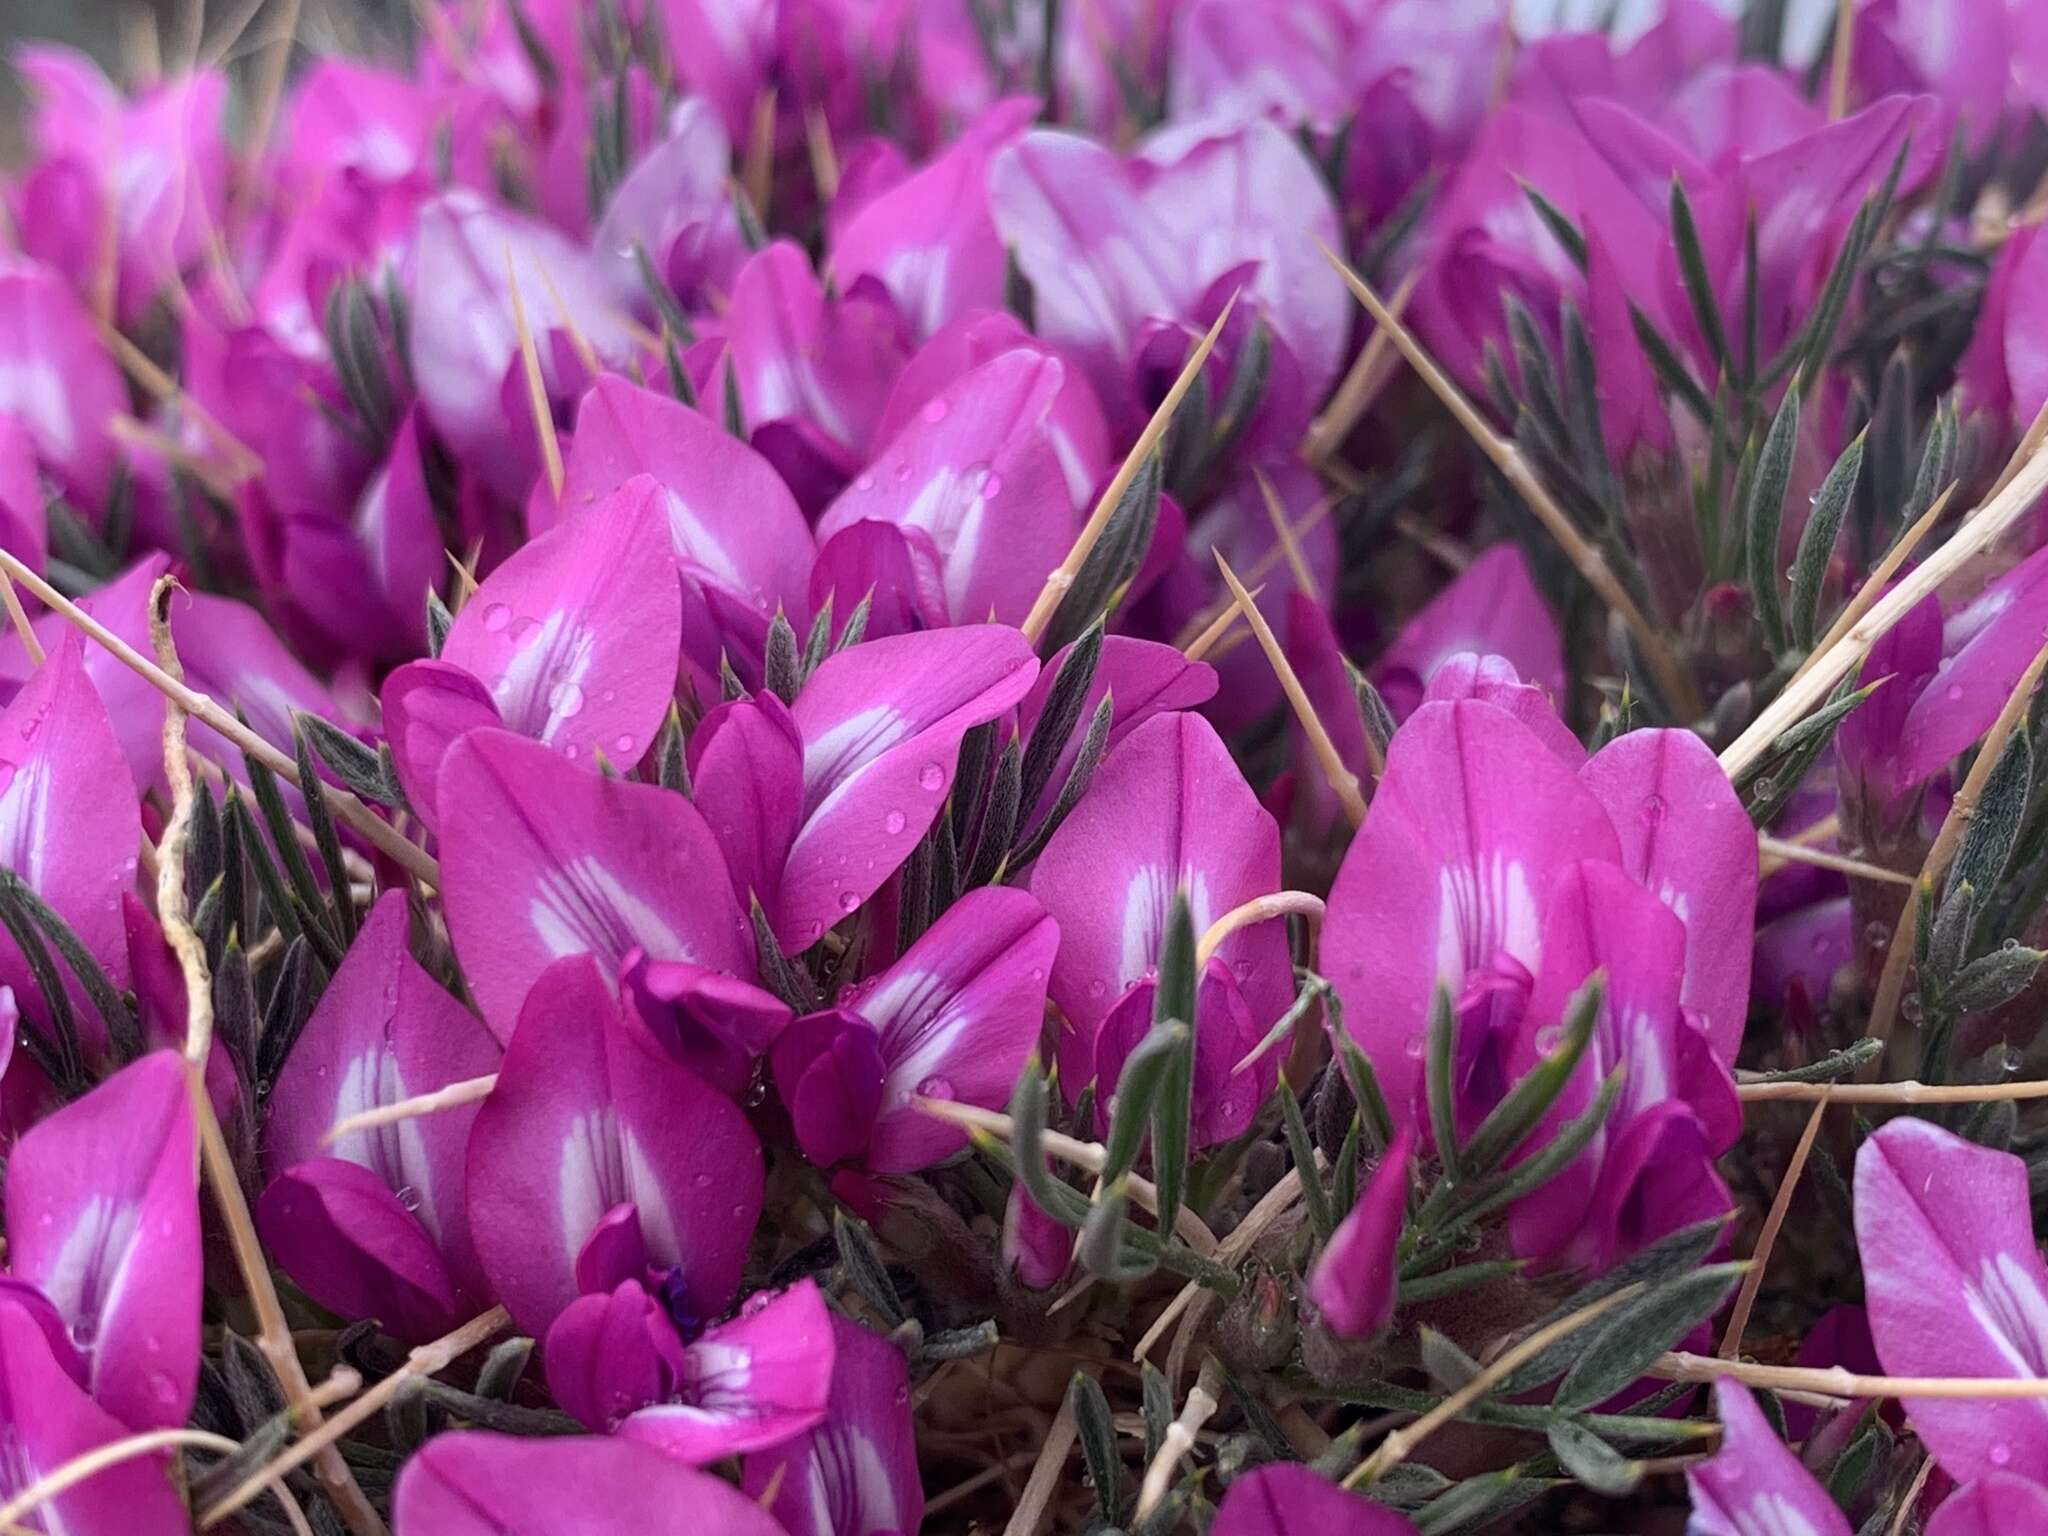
1278, 1079, 1333, 1243
1070, 1374, 1125, 1525
0, 871, 143, 1064
962, 741, 1022, 890
1670, 179, 1731, 370
1043, 451, 1163, 653
1019, 622, 1105, 814
1007, 1064, 1091, 1228
1554, 1262, 1746, 1411
297, 710, 403, 810
1744, 1038, 1881, 1084
1425, 983, 1463, 1183
1102, 1020, 1186, 1185
292, 721, 358, 945
833, 1210, 906, 1326
1745, 380, 1801, 654
1077, 1180, 1158, 1283
1007, 693, 1113, 870
1788, 432, 1867, 650
1546, 1420, 1641, 1496
1949, 727, 2032, 905
1461, 974, 1603, 1175
761, 611, 802, 704
1150, 894, 1198, 1234
1939, 945, 2045, 1016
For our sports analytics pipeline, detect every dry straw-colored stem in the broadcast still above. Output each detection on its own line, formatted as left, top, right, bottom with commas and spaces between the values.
1196, 892, 1325, 971
1719, 1091, 1830, 1358
0, 548, 439, 885
1215, 554, 1371, 825
1722, 443, 2048, 780
0, 570, 41, 664
918, 1099, 1219, 1257
1000, 1378, 1078, 1536
505, 247, 565, 500
1753, 835, 1914, 886
1790, 485, 1952, 690
1302, 269, 1419, 466
1737, 1076, 2048, 1104
1827, 0, 1855, 119
150, 576, 216, 1067
200, 1306, 510, 1527
1022, 298, 1237, 644
1135, 1359, 1222, 1520
1346, 1284, 1646, 1487
0, 1429, 240, 1531
1322, 245, 1702, 721
1656, 1350, 2048, 1400
324, 1072, 499, 1144
1180, 582, 1263, 661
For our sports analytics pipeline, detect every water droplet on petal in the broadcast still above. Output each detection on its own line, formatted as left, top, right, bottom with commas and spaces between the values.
1640, 793, 1667, 827
548, 681, 586, 718
883, 809, 907, 834
922, 398, 949, 424
508, 616, 542, 648
482, 602, 511, 633
917, 762, 945, 792
917, 1074, 954, 1100
838, 891, 861, 913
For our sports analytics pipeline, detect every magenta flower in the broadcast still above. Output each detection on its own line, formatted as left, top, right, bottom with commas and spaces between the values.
1032, 712, 1289, 1145
1856, 1117, 2048, 1485
594, 98, 747, 315
688, 624, 1039, 949
4, 1052, 199, 1432
0, 259, 128, 516
437, 727, 752, 1037
1687, 1378, 1850, 1536
742, 1313, 924, 1536
988, 117, 1347, 430
770, 886, 1058, 1173
0, 1293, 188, 1533
1325, 694, 1753, 1267
1306, 1127, 1415, 1342
545, 1276, 834, 1460
1926, 1474, 2048, 1536
0, 634, 140, 1063
394, 1429, 790, 1535
1212, 1462, 1419, 1535
258, 894, 502, 1343
551, 374, 816, 698
1373, 545, 1567, 722
383, 475, 681, 822
464, 953, 763, 1338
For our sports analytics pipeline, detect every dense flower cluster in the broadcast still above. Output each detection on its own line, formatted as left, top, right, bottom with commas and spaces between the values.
3, 0, 2048, 1531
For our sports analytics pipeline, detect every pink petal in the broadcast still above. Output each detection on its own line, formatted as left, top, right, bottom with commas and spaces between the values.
1420, 653, 1587, 767
1307, 1128, 1415, 1341
1375, 545, 1566, 715
687, 692, 805, 916
857, 886, 1059, 1173
1032, 711, 1290, 1088
620, 1278, 837, 1463
379, 659, 502, 830
256, 1160, 469, 1344
1581, 728, 1757, 1062
816, 349, 1085, 627
5, 1051, 198, 1431
1687, 1380, 1851, 1536
742, 1315, 922, 1536
395, 1430, 789, 1536
776, 625, 1039, 948
1323, 699, 1621, 1137
1855, 1117, 2048, 1484
1212, 1463, 1421, 1535
465, 956, 763, 1337
439, 727, 750, 1038
263, 893, 500, 1300
1927, 1474, 2048, 1536
0, 1294, 188, 1533
0, 632, 140, 1060
442, 475, 679, 772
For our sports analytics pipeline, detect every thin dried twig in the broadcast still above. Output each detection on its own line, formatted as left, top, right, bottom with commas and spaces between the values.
1737, 1077, 2048, 1104
0, 549, 439, 885
1135, 1359, 1222, 1520
1754, 836, 1914, 886
999, 1380, 1077, 1536
1322, 245, 1702, 720
1719, 1091, 1830, 1358
1138, 1163, 1315, 1366
1022, 299, 1237, 644
149, 576, 216, 1067
1346, 1284, 1646, 1486
1180, 582, 1263, 661
0, 570, 41, 664
1302, 269, 1419, 465
1723, 445, 2048, 779
1869, 636, 2048, 1057
1791, 485, 1953, 689
505, 248, 565, 500
199, 1307, 511, 1527
917, 1099, 1219, 1256
1827, 0, 1855, 119
1991, 398, 2048, 500
323, 1072, 499, 1144
1656, 1351, 2048, 1400
1886, 1457, 1936, 1536
1196, 892, 1325, 970
0, 1429, 239, 1530
1216, 554, 1371, 823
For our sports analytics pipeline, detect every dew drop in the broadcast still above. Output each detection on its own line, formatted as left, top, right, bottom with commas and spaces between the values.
883, 809, 907, 834
1087, 978, 1107, 999
983, 471, 1004, 498
481, 602, 512, 633
395, 1185, 421, 1213
921, 398, 949, 424
1992, 1443, 2014, 1467
694, 1172, 714, 1188
615, 733, 636, 754
838, 891, 861, 913
1945, 684, 1964, 702
855, 472, 876, 491
508, 616, 542, 648
917, 761, 945, 791
548, 681, 586, 718
917, 1074, 954, 1099
1404, 1037, 1426, 1060
1639, 793, 1667, 827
